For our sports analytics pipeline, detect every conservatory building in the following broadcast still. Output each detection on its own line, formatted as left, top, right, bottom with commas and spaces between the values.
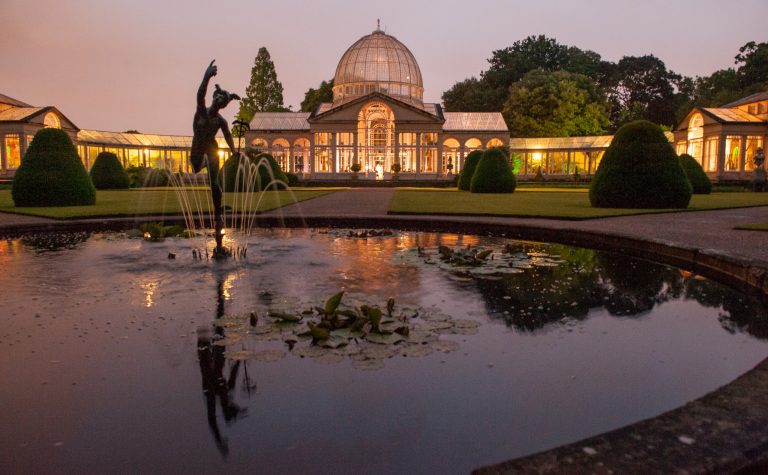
245, 27, 509, 180
673, 92, 767, 181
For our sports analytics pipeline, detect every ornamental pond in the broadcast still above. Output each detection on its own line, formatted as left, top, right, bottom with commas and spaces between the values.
1, 228, 767, 474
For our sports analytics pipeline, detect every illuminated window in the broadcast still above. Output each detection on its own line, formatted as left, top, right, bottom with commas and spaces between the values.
724, 136, 742, 171
271, 138, 290, 172
420, 133, 438, 173
43, 112, 61, 129
745, 136, 764, 171
703, 137, 719, 172
487, 138, 505, 148
442, 138, 460, 174
4, 135, 21, 169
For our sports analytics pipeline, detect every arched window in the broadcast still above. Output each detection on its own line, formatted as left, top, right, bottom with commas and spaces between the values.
487, 138, 505, 148
687, 113, 704, 163
465, 138, 482, 150
357, 102, 394, 179
43, 112, 61, 129
250, 138, 268, 151
442, 138, 460, 174
271, 138, 290, 172
293, 138, 310, 173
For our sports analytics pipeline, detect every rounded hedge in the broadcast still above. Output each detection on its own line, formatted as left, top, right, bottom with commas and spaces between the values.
220, 152, 289, 192
589, 120, 692, 208
458, 150, 484, 191
126, 166, 170, 188
679, 153, 712, 194
470, 147, 517, 193
12, 128, 96, 206
90, 151, 130, 189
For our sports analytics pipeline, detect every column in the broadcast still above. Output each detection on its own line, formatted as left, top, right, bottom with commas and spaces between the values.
1, 134, 6, 172
308, 134, 315, 175
717, 133, 726, 177
19, 133, 28, 164
416, 133, 422, 175
352, 131, 358, 166
393, 131, 399, 174
739, 135, 747, 172
458, 146, 466, 171
331, 132, 337, 174
288, 144, 294, 173
437, 138, 444, 177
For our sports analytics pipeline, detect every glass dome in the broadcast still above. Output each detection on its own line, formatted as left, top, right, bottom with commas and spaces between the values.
333, 28, 424, 108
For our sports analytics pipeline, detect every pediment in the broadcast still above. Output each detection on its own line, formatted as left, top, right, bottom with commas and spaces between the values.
309, 93, 443, 125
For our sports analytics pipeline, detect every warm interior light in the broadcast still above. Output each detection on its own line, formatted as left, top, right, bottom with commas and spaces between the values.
218, 150, 225, 159
532, 152, 542, 162
219, 228, 226, 236
143, 232, 151, 239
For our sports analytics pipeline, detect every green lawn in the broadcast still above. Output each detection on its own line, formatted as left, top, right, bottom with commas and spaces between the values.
389, 188, 768, 220
0, 188, 342, 219
734, 223, 768, 232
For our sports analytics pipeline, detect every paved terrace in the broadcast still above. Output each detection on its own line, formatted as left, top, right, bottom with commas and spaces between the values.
2, 187, 768, 473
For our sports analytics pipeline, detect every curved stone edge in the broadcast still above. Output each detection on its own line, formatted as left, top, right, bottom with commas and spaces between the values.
1, 214, 768, 473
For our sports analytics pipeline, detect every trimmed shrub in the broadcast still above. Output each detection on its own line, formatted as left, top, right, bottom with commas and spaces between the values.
126, 166, 170, 188
90, 151, 130, 189
589, 120, 692, 208
470, 147, 517, 193
12, 128, 96, 206
220, 151, 289, 192
458, 150, 484, 191
285, 172, 299, 187
679, 153, 712, 194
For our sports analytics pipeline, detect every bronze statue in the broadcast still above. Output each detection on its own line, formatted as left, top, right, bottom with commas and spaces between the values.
191, 60, 240, 255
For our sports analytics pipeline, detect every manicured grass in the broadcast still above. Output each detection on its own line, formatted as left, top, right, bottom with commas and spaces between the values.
734, 223, 768, 232
389, 188, 768, 220
0, 188, 342, 219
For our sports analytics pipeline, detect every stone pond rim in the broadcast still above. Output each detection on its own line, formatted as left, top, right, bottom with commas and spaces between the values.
1, 213, 767, 473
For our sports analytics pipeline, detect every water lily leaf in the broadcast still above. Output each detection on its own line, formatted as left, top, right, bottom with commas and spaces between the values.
366, 332, 405, 345
406, 330, 438, 345
308, 323, 330, 341
212, 335, 244, 346
333, 327, 363, 339
249, 325, 275, 335
400, 345, 434, 358
476, 249, 492, 260
318, 335, 348, 349
224, 350, 254, 361
324, 291, 345, 315
268, 311, 302, 322
311, 353, 345, 365
452, 319, 481, 329
337, 309, 359, 319
294, 346, 326, 358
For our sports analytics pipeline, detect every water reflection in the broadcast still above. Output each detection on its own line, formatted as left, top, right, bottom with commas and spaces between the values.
196, 271, 249, 457
470, 242, 768, 338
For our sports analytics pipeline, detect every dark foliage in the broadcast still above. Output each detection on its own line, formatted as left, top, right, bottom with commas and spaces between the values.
679, 153, 712, 194
458, 150, 484, 191
126, 166, 170, 188
89, 151, 130, 189
12, 128, 96, 206
589, 121, 692, 208
220, 151, 289, 192
470, 147, 517, 193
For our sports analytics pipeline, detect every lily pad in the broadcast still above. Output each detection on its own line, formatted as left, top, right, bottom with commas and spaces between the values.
252, 349, 286, 362
399, 345, 434, 358
212, 335, 244, 346
224, 350, 254, 361
430, 340, 461, 353
294, 346, 326, 358
365, 332, 405, 345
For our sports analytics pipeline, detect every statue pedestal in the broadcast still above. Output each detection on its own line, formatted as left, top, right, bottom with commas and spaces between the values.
754, 168, 766, 192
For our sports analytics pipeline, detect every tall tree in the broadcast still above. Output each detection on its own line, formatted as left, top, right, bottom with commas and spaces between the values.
605, 55, 680, 128
502, 69, 609, 137
442, 35, 606, 112
237, 47, 287, 124
734, 41, 768, 91
300, 79, 334, 112
441, 77, 497, 112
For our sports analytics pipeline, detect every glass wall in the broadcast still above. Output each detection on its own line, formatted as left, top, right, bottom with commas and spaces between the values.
398, 133, 416, 172
4, 135, 20, 169
442, 138, 459, 174
272, 138, 290, 172
571, 152, 588, 175
724, 136, 741, 171
420, 133, 438, 173
703, 137, 719, 172
314, 133, 332, 173
336, 133, 355, 173
550, 151, 567, 174
294, 138, 310, 173
744, 136, 764, 171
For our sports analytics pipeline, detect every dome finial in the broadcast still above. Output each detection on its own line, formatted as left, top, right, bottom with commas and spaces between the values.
376, 18, 381, 32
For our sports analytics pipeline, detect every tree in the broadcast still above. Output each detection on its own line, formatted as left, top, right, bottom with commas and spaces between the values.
237, 47, 287, 123
502, 70, 609, 137
735, 41, 768, 90
441, 77, 497, 112
300, 79, 334, 112
442, 35, 606, 113
604, 55, 682, 129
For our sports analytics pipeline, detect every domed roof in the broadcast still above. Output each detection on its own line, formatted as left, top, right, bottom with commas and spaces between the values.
332, 27, 424, 108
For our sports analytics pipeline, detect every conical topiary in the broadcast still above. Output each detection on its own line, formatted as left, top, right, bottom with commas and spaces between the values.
589, 120, 692, 208
12, 128, 96, 206
90, 151, 130, 189
679, 153, 712, 194
457, 150, 484, 191
470, 147, 517, 193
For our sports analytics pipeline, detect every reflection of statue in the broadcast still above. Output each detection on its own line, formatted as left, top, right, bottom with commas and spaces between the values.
754, 148, 765, 192
196, 273, 248, 457
191, 60, 240, 255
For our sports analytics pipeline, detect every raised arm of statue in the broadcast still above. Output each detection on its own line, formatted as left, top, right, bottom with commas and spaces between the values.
197, 60, 218, 112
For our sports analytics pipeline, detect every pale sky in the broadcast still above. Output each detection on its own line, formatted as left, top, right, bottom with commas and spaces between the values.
2, 0, 765, 135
